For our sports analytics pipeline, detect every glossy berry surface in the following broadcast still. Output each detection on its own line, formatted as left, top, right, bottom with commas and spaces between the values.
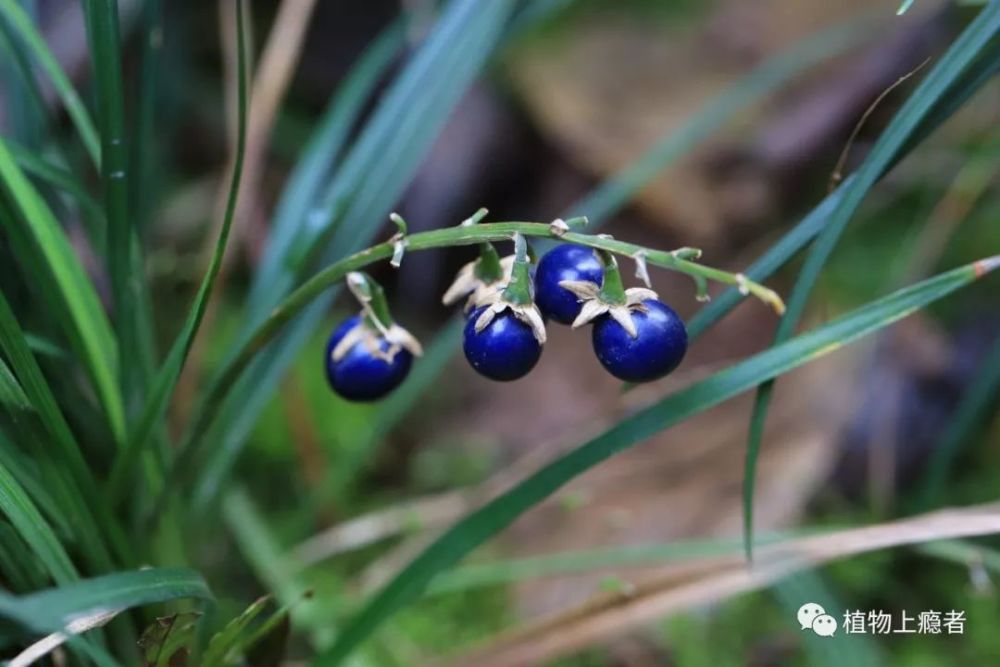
592, 300, 687, 382
463, 307, 542, 381
534, 244, 603, 324
325, 316, 413, 401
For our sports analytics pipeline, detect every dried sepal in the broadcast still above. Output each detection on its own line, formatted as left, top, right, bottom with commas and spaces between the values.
558, 279, 601, 301
633, 251, 651, 288
609, 307, 639, 338
442, 255, 515, 307
567, 283, 658, 339
624, 287, 657, 305
386, 323, 424, 357
331, 321, 368, 362
331, 318, 423, 364
473, 299, 547, 344
549, 218, 570, 236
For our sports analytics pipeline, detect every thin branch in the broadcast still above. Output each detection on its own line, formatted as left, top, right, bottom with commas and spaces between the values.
828, 56, 931, 192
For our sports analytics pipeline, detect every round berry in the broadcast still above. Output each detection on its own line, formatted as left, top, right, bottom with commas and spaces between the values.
592, 300, 687, 382
534, 244, 603, 324
325, 316, 413, 401
463, 307, 542, 381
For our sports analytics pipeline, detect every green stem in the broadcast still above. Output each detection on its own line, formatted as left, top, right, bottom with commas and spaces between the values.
348, 272, 394, 330
595, 250, 627, 305
500, 233, 532, 306
473, 242, 503, 283
161, 219, 781, 510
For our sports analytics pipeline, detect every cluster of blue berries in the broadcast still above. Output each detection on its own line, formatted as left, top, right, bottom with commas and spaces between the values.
323, 218, 689, 401
457, 238, 688, 384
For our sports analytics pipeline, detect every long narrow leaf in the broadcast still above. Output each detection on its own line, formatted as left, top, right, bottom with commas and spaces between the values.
82, 0, 155, 410
107, 0, 250, 502
0, 358, 121, 572
0, 568, 211, 634
743, 1, 1000, 560
316, 256, 1000, 664
0, 138, 125, 445
0, 0, 47, 149
0, 0, 101, 165
689, 23, 1000, 340
0, 449, 77, 586
7, 139, 104, 223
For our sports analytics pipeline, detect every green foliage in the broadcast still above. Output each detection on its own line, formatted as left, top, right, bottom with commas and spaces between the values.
0, 0, 998, 664
743, 1, 1000, 562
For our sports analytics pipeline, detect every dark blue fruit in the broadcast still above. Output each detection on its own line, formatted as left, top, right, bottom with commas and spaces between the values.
325, 316, 413, 401
463, 307, 542, 381
534, 244, 603, 324
592, 300, 687, 382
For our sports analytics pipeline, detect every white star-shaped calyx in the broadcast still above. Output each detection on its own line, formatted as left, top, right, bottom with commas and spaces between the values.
471, 296, 547, 344
442, 255, 516, 308
558, 280, 658, 338
331, 318, 424, 364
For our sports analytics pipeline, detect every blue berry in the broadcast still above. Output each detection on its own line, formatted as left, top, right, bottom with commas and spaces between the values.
463, 307, 542, 381
325, 316, 413, 401
534, 244, 603, 324
592, 300, 687, 382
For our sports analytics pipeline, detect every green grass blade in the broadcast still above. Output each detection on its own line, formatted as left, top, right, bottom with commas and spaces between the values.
6, 138, 105, 223
689, 21, 1000, 338
83, 0, 144, 403
917, 335, 1000, 506
0, 288, 101, 504
689, 33, 1000, 340
426, 534, 795, 595
0, 443, 78, 586
316, 257, 1000, 664
201, 596, 269, 667
0, 520, 47, 592
916, 539, 1000, 572
128, 0, 164, 234
223, 488, 332, 649
0, 287, 133, 566
107, 0, 249, 503
0, 0, 101, 166
0, 355, 127, 572
0, 0, 47, 148
742, 2, 1000, 560
0, 137, 125, 445
0, 432, 69, 535
0, 568, 211, 634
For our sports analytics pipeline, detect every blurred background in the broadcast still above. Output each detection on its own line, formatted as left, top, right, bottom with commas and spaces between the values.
3, 0, 1000, 665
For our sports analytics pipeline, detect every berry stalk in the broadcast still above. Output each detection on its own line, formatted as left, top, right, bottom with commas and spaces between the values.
171, 217, 784, 485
